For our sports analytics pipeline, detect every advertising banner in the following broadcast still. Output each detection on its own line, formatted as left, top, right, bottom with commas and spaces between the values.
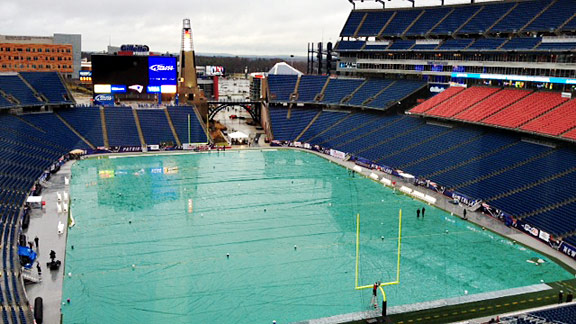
111, 85, 127, 93
94, 94, 115, 106
205, 66, 225, 76
329, 149, 346, 160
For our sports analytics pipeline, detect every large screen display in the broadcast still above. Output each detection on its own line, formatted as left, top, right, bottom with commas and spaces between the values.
149, 56, 177, 86
92, 55, 177, 94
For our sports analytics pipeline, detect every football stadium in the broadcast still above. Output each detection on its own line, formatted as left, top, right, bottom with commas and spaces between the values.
2, 0, 576, 323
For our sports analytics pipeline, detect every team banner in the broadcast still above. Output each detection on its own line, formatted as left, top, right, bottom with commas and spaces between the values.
449, 191, 482, 210
374, 164, 402, 177
354, 157, 373, 169
559, 242, 576, 260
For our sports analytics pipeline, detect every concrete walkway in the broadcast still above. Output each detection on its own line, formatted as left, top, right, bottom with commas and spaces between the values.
24, 162, 73, 324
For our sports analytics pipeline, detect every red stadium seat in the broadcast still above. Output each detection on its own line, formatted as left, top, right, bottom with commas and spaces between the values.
409, 87, 465, 114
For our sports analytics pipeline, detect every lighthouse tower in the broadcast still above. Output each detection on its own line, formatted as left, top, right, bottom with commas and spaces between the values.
178, 19, 206, 109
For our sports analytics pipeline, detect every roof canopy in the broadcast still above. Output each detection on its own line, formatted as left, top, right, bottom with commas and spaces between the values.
229, 131, 249, 139
268, 62, 302, 76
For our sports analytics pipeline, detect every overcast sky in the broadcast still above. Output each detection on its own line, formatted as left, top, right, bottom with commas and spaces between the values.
1, 0, 501, 56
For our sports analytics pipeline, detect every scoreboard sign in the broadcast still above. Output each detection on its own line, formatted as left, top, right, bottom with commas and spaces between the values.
92, 55, 177, 94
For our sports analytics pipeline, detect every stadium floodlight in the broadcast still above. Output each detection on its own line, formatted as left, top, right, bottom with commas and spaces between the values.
347, 0, 415, 9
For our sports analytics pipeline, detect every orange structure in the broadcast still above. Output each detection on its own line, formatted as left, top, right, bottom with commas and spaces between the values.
0, 43, 73, 75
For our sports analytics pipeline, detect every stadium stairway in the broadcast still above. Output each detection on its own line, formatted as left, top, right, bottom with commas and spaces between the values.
424, 141, 520, 179
328, 115, 407, 149
425, 87, 501, 118
314, 78, 331, 102
454, 89, 533, 122
485, 167, 576, 203
362, 81, 396, 107
163, 108, 182, 146
453, 149, 557, 189
131, 108, 147, 147
52, 113, 95, 150
354, 121, 424, 156
289, 76, 301, 102
399, 131, 487, 170
300, 112, 353, 143
314, 113, 382, 146
99, 108, 109, 148
373, 125, 454, 163
410, 86, 466, 114
340, 80, 368, 105
518, 0, 558, 33
294, 110, 322, 142
16, 75, 47, 105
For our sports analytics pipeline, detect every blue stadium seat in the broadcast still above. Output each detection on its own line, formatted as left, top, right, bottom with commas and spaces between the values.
0, 75, 43, 106
340, 11, 366, 37
365, 80, 425, 110
296, 76, 328, 103
404, 7, 451, 36
501, 37, 541, 50
299, 111, 351, 143
437, 39, 474, 50
167, 106, 207, 144
458, 2, 515, 34
347, 79, 394, 107
356, 11, 395, 37
136, 109, 176, 145
20, 72, 72, 104
268, 75, 299, 102
19, 113, 89, 149
0, 94, 14, 109
269, 107, 319, 141
387, 40, 415, 50
58, 107, 105, 147
380, 9, 423, 36
466, 38, 506, 50
490, 0, 552, 33
336, 41, 366, 51
363, 43, 391, 51
524, 0, 576, 32
412, 43, 440, 50
104, 107, 141, 147
321, 79, 365, 105
431, 6, 481, 35
535, 42, 576, 51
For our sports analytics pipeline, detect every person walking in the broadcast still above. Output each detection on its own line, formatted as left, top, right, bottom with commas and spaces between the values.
371, 282, 379, 308
36, 263, 42, 276
422, 207, 426, 218
417, 208, 420, 219
34, 236, 39, 248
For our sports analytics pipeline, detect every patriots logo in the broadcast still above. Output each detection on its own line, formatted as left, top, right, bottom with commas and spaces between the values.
129, 85, 144, 93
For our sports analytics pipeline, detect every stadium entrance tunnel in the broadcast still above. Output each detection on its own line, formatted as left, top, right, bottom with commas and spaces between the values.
208, 101, 261, 123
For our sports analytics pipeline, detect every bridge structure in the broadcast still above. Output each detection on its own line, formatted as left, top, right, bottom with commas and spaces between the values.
207, 100, 263, 123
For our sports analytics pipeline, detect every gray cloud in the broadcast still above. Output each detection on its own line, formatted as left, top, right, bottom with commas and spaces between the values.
1, 0, 502, 56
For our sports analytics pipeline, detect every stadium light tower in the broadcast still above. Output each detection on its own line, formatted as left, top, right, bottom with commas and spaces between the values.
178, 18, 206, 109
347, 0, 415, 9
